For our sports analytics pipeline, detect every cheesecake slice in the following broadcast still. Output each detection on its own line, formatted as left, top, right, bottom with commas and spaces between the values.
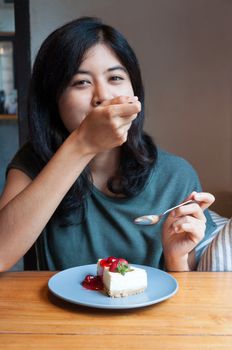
97, 257, 147, 298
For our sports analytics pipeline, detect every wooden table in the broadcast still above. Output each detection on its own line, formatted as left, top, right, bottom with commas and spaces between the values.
0, 272, 232, 349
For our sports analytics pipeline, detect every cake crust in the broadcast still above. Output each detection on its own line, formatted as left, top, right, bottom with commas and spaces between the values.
105, 286, 146, 298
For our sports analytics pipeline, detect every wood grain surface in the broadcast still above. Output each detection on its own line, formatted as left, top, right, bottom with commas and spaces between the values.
0, 271, 231, 349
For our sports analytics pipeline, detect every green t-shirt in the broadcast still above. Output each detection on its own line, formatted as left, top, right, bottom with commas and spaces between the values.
7, 143, 216, 270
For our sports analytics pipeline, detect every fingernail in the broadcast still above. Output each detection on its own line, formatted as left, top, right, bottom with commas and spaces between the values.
129, 96, 138, 104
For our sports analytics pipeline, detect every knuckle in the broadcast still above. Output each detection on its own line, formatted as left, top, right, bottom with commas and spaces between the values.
202, 215, 207, 224
118, 95, 128, 103
199, 230, 205, 241
176, 207, 184, 216
109, 118, 117, 129
115, 129, 122, 139
113, 128, 123, 141
125, 122, 132, 131
184, 216, 192, 224
130, 113, 138, 120
135, 100, 141, 111
106, 105, 115, 118
117, 132, 127, 144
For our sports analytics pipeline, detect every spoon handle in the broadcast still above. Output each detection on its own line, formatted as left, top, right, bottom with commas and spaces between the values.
162, 199, 195, 215
134, 199, 196, 225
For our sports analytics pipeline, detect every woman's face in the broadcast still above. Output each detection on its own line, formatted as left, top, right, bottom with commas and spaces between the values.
58, 44, 134, 132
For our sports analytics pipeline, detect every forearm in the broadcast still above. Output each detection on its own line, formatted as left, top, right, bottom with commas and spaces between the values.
0, 130, 95, 271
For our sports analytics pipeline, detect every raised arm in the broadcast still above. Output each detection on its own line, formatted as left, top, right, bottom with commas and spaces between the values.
0, 132, 95, 271
0, 97, 141, 271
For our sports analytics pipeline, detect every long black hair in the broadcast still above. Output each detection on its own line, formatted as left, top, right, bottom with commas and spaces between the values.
28, 17, 157, 222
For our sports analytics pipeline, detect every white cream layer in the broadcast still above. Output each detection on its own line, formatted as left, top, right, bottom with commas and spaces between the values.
97, 260, 147, 292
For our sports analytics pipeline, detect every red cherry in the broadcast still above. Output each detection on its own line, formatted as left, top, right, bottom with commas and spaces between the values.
100, 256, 118, 267
109, 260, 119, 272
100, 258, 108, 267
107, 256, 117, 264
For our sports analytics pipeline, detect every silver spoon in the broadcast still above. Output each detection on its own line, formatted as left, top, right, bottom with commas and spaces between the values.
134, 199, 196, 225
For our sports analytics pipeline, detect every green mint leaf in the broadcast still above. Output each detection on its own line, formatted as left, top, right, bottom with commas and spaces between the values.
116, 262, 131, 275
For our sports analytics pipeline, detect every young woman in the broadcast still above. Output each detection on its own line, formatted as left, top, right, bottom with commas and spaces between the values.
0, 17, 215, 271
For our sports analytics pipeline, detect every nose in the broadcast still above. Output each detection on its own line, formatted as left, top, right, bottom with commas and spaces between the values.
93, 100, 101, 107
92, 82, 111, 107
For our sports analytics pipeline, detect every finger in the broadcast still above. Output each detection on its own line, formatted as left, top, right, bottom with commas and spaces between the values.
173, 215, 206, 233
120, 101, 141, 117
172, 216, 206, 242
96, 101, 140, 124
183, 191, 215, 211
117, 113, 138, 128
105, 113, 136, 132
173, 202, 206, 221
117, 123, 133, 138
193, 192, 215, 210
107, 100, 141, 118
101, 95, 138, 107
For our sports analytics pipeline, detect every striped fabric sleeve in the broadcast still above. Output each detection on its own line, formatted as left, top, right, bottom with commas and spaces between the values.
197, 217, 232, 271
195, 210, 229, 262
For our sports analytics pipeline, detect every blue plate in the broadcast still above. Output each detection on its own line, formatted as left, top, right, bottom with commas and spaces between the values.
48, 264, 178, 309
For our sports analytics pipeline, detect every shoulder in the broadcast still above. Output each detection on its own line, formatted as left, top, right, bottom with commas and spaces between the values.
7, 141, 44, 180
13, 141, 37, 158
150, 148, 202, 193
156, 148, 198, 178
146, 148, 201, 198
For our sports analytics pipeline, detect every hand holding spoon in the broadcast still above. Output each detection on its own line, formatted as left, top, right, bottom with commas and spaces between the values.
134, 199, 196, 225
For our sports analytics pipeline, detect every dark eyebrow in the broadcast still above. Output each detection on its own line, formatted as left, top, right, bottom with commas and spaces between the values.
76, 66, 127, 75
107, 65, 127, 73
76, 69, 92, 75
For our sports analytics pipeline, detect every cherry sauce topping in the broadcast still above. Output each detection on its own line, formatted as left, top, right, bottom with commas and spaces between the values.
81, 274, 104, 290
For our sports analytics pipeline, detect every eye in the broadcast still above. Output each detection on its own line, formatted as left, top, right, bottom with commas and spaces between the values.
110, 75, 124, 82
71, 79, 91, 88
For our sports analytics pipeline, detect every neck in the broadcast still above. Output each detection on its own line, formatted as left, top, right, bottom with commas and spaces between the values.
90, 147, 121, 193
90, 147, 120, 173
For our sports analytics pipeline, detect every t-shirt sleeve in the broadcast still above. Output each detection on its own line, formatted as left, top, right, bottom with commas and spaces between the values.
6, 142, 44, 180
195, 208, 217, 263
